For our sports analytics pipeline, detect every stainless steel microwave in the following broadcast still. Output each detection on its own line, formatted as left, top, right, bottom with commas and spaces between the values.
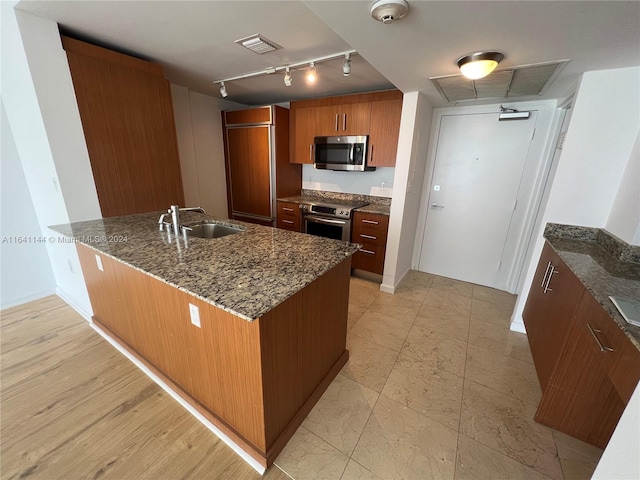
314, 135, 375, 171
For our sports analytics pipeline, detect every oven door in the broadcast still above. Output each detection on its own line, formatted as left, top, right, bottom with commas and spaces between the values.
303, 215, 350, 242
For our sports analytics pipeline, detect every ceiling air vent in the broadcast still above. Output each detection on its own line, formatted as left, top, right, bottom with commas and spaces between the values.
431, 60, 570, 103
235, 34, 281, 54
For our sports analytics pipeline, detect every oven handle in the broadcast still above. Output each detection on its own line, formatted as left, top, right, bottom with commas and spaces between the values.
306, 216, 348, 226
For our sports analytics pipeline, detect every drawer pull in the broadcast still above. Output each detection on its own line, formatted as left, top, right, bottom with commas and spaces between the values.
282, 207, 294, 212
362, 219, 379, 225
587, 324, 614, 352
282, 220, 294, 224
360, 234, 377, 240
543, 266, 556, 293
541, 261, 553, 288
360, 249, 375, 255
310, 144, 313, 160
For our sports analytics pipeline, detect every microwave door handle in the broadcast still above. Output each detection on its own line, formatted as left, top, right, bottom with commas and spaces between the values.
349, 144, 354, 164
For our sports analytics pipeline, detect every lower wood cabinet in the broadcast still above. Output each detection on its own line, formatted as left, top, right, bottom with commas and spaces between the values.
276, 201, 301, 232
524, 241, 640, 448
351, 212, 389, 275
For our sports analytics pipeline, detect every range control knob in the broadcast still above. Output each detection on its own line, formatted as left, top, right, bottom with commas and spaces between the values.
299, 204, 308, 211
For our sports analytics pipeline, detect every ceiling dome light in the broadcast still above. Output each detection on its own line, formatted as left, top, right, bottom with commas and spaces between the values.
219, 81, 228, 98
343, 54, 351, 76
306, 62, 317, 84
457, 51, 504, 80
284, 67, 293, 87
371, 0, 409, 24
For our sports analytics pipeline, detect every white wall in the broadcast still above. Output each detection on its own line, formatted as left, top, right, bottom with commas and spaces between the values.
171, 84, 247, 219
605, 131, 640, 245
302, 165, 394, 198
1, 102, 56, 309
2, 5, 98, 318
511, 66, 640, 333
381, 92, 432, 292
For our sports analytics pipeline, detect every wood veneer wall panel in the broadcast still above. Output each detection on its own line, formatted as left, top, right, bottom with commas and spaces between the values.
225, 107, 271, 125
273, 106, 302, 198
64, 36, 184, 217
290, 89, 403, 109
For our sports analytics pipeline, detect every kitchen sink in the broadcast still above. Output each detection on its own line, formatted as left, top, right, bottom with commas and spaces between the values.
185, 223, 244, 239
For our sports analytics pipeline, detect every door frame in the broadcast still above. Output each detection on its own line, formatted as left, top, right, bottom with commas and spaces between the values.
412, 100, 564, 293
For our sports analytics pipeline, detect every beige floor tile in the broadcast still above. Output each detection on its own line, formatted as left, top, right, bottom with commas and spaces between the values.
349, 283, 379, 309
350, 310, 413, 351
468, 318, 534, 364
421, 289, 472, 317
352, 395, 458, 480
431, 276, 474, 298
302, 374, 379, 456
274, 427, 349, 480
342, 334, 398, 392
460, 381, 563, 480
553, 430, 603, 480
350, 277, 380, 291
472, 285, 517, 307
464, 344, 542, 406
367, 292, 422, 323
348, 303, 366, 331
455, 434, 549, 480
381, 353, 463, 430
341, 460, 382, 480
470, 298, 514, 327
414, 311, 470, 343
394, 271, 434, 302
401, 324, 468, 376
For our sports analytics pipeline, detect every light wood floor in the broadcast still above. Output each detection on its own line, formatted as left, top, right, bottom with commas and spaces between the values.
1, 296, 290, 480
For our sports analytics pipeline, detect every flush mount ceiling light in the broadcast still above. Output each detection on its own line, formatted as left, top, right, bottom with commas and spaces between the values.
457, 51, 504, 80
284, 67, 292, 87
213, 50, 356, 98
371, 0, 409, 24
235, 34, 281, 54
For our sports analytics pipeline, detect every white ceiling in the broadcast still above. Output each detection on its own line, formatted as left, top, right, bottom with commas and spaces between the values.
16, 0, 640, 107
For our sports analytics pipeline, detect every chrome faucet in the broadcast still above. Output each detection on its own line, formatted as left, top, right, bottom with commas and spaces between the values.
158, 205, 207, 234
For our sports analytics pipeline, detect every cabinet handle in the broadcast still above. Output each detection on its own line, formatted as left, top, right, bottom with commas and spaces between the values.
542, 266, 556, 293
360, 249, 375, 255
362, 219, 379, 225
309, 144, 313, 161
360, 234, 377, 240
335, 114, 339, 131
282, 207, 294, 212
369, 144, 374, 164
343, 113, 347, 131
587, 324, 614, 352
541, 261, 553, 288
282, 220, 294, 225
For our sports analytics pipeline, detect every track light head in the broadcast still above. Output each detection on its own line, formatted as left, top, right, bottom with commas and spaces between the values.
306, 62, 317, 84
284, 67, 292, 87
343, 54, 351, 76
219, 82, 228, 98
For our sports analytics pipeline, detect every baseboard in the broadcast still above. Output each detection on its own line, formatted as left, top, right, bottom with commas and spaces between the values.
0, 289, 55, 310
56, 286, 93, 321
380, 267, 411, 294
509, 316, 527, 334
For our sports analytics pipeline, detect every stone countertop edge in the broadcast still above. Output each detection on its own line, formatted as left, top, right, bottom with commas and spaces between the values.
49, 212, 360, 322
543, 224, 640, 350
277, 194, 391, 216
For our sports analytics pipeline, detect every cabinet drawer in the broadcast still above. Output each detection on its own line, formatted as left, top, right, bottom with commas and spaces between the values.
352, 243, 386, 275
352, 226, 387, 246
277, 201, 301, 232
277, 217, 300, 231
352, 212, 389, 232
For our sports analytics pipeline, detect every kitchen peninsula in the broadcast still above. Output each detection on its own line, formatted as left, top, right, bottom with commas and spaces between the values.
50, 211, 359, 469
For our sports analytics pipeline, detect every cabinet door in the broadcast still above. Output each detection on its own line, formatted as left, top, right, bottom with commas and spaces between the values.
315, 103, 371, 136
290, 107, 316, 164
351, 212, 389, 275
523, 242, 585, 391
369, 99, 402, 167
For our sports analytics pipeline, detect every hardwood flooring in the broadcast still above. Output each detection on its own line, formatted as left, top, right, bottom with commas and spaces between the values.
1, 296, 290, 480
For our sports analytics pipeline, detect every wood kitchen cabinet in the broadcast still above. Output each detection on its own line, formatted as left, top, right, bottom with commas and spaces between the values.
276, 201, 301, 232
351, 212, 389, 275
62, 36, 184, 217
290, 90, 403, 166
524, 241, 640, 448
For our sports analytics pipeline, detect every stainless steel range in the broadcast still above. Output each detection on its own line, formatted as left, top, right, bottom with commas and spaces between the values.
299, 199, 368, 242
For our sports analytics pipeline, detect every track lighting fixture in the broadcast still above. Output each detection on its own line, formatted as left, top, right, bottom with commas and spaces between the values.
343, 54, 351, 76
219, 82, 228, 98
284, 67, 292, 87
306, 62, 317, 84
457, 51, 504, 80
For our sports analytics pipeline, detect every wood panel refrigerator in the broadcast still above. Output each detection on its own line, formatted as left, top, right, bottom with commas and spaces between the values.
222, 106, 301, 226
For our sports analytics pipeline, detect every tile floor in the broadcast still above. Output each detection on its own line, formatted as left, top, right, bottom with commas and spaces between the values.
273, 271, 604, 480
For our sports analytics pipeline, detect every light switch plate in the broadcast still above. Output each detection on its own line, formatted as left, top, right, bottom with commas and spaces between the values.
95, 255, 103, 272
189, 303, 201, 328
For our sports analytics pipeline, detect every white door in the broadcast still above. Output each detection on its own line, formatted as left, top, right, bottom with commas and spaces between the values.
418, 112, 538, 290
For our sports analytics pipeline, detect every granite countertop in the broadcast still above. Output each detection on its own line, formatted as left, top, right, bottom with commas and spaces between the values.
354, 203, 390, 215
278, 190, 391, 216
50, 212, 359, 321
544, 224, 640, 349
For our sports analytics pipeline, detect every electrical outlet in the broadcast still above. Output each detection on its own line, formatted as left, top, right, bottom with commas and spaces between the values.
95, 255, 103, 272
189, 303, 201, 328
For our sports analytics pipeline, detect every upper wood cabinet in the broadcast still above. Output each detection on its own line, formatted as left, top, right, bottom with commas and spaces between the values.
62, 36, 184, 217
290, 90, 403, 166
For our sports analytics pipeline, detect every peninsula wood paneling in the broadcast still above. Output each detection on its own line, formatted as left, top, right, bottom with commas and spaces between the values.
63, 36, 184, 217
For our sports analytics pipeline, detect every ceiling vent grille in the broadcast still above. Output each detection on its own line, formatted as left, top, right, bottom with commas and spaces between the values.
235, 34, 281, 54
431, 60, 570, 103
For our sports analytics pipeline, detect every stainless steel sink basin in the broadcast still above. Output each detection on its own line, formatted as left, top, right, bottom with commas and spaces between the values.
185, 223, 244, 239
